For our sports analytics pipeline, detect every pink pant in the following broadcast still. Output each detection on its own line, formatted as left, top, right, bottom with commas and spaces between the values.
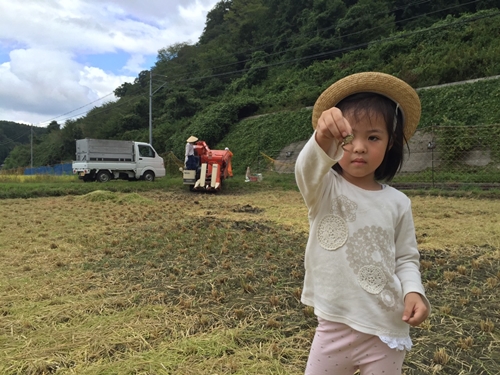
305, 318, 405, 375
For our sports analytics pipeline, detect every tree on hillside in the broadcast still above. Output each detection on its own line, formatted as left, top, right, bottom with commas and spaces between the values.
46, 121, 60, 133
291, 0, 348, 61
264, 0, 313, 36
163, 89, 204, 121
199, 0, 232, 45
114, 82, 133, 98
2, 144, 31, 169
0, 128, 13, 166
223, 0, 270, 48
336, 0, 395, 47
157, 42, 191, 64
0, 121, 47, 167
59, 119, 82, 159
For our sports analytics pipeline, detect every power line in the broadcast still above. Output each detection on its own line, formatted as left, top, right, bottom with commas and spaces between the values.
39, 79, 170, 126
0, 129, 33, 146
149, 0, 482, 83
50, 0, 452, 123
85, 3, 496, 124
47, 94, 143, 125
36, 92, 115, 127
10, 0, 494, 131
187, 0, 434, 72
163, 9, 500, 87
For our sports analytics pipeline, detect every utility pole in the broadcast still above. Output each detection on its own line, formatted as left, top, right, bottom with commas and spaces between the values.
30, 125, 33, 168
148, 72, 169, 147
149, 71, 153, 145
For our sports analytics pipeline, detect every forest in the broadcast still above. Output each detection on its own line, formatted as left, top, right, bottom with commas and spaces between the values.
0, 121, 47, 168
2, 0, 500, 173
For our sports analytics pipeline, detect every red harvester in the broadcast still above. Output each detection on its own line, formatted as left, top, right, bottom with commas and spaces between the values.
182, 140, 233, 192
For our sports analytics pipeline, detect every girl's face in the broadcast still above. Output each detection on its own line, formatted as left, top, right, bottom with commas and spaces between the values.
338, 110, 390, 190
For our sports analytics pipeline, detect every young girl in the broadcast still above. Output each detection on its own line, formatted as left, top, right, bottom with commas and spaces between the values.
295, 72, 430, 375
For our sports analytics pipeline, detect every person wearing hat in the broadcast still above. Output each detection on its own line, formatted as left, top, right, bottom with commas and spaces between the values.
295, 72, 430, 375
185, 135, 198, 170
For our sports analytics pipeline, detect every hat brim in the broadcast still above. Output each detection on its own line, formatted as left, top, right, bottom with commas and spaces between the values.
186, 136, 198, 143
312, 72, 421, 141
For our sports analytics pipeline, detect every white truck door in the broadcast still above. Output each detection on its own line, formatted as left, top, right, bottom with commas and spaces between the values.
135, 143, 165, 178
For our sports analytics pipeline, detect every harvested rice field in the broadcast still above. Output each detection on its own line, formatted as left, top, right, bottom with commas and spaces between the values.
0, 189, 499, 374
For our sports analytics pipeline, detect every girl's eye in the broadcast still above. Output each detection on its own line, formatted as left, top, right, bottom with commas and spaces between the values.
368, 136, 379, 141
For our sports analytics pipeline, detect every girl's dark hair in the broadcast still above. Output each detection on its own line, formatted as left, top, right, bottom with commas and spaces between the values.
334, 92, 407, 182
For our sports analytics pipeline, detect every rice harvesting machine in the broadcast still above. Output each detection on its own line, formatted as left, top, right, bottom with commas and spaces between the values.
182, 140, 233, 192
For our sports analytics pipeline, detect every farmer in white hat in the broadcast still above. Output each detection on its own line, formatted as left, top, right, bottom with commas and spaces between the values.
185, 135, 198, 170
295, 72, 430, 375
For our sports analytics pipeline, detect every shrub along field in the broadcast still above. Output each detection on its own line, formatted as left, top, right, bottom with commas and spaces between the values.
0, 176, 499, 374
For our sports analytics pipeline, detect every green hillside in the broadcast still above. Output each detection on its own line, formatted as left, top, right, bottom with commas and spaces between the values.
2, 1, 500, 172
0, 121, 47, 167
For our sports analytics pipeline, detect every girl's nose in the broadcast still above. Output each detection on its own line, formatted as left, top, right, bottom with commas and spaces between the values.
351, 138, 366, 153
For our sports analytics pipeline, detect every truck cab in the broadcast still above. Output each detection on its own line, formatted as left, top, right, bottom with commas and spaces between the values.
134, 142, 165, 181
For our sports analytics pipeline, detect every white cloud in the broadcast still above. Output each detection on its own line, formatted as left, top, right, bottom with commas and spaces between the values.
123, 54, 146, 74
1, 49, 88, 112
0, 48, 135, 125
0, 0, 219, 126
79, 66, 134, 101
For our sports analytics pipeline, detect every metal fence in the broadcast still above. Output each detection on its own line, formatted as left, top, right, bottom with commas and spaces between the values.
394, 124, 500, 189
258, 124, 500, 189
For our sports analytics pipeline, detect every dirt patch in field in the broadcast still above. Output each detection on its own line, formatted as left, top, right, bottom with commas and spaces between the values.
231, 204, 264, 214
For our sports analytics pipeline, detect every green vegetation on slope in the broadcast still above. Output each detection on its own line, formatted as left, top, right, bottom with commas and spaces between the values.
0, 121, 47, 166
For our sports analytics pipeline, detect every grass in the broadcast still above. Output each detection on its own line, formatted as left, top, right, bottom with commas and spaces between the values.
0, 174, 184, 199
0, 173, 499, 374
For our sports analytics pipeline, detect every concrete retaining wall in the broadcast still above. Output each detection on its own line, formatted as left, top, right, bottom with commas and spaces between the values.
273, 131, 495, 173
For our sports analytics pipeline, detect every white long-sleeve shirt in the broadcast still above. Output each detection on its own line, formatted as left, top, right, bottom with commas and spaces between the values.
295, 133, 430, 350
185, 142, 194, 163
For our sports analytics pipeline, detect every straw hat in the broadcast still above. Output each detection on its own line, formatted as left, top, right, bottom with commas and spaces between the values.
312, 72, 421, 141
186, 136, 198, 143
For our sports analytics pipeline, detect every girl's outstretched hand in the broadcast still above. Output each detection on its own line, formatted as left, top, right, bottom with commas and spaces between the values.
315, 107, 353, 153
402, 292, 429, 326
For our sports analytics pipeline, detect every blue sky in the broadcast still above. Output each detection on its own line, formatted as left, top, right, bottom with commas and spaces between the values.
75, 52, 157, 75
0, 0, 219, 126
0, 49, 9, 64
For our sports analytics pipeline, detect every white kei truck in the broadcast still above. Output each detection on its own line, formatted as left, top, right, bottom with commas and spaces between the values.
72, 138, 166, 182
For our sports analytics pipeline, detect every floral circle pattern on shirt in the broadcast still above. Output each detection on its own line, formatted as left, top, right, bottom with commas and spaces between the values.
317, 214, 348, 250
377, 283, 400, 312
357, 265, 387, 294
345, 225, 394, 274
379, 289, 396, 308
344, 225, 400, 308
332, 195, 357, 222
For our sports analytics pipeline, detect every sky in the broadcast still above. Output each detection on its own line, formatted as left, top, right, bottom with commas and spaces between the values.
0, 0, 220, 127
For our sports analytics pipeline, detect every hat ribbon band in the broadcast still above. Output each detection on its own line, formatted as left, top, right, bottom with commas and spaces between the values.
393, 103, 400, 132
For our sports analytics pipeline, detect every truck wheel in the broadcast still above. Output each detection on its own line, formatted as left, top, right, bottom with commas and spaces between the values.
96, 170, 111, 183
143, 171, 155, 182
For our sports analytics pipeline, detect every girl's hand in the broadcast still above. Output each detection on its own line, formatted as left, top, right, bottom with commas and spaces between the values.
402, 292, 429, 326
315, 107, 353, 153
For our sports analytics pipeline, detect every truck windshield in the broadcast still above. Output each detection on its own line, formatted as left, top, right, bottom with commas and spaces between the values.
138, 145, 155, 158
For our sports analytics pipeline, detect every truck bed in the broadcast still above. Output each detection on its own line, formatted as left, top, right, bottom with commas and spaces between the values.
75, 139, 135, 162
